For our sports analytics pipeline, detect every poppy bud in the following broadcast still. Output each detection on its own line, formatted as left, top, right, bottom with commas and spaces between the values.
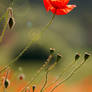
84, 52, 91, 61
50, 48, 55, 54
8, 17, 15, 29
4, 79, 10, 88
56, 53, 62, 62
32, 85, 36, 92
75, 53, 80, 61
8, 7, 15, 29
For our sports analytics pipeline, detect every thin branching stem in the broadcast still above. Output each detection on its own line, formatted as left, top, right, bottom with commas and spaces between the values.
21, 54, 53, 92
49, 60, 86, 92
45, 61, 76, 89
0, 13, 55, 75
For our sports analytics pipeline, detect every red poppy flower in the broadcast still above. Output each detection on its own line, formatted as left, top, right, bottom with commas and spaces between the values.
43, 0, 77, 15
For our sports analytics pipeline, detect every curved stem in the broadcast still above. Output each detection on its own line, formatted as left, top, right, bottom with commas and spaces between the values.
0, 13, 55, 77
21, 54, 53, 92
40, 71, 48, 92
49, 60, 86, 92
45, 61, 75, 89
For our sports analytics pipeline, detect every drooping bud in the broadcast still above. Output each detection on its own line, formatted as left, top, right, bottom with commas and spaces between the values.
84, 52, 91, 61
9, 17, 14, 29
50, 48, 55, 54
8, 7, 15, 29
4, 79, 10, 88
56, 53, 62, 62
32, 85, 36, 92
75, 53, 80, 61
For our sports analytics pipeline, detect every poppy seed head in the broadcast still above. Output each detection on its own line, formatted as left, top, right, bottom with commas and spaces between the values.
56, 53, 62, 62
84, 52, 91, 61
75, 53, 80, 61
50, 48, 55, 54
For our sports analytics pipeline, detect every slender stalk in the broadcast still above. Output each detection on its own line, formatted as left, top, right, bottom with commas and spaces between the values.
49, 60, 87, 92
0, 41, 32, 73
45, 61, 75, 89
0, 12, 8, 43
21, 54, 53, 92
41, 14, 55, 33
40, 71, 48, 92
0, 13, 56, 74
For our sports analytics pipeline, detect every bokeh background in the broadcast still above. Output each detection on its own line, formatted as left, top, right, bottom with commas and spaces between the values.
0, 0, 92, 92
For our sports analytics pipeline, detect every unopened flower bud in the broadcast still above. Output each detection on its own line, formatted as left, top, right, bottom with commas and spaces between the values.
4, 79, 10, 88
56, 53, 62, 62
84, 52, 90, 61
75, 53, 80, 61
32, 85, 36, 92
50, 48, 55, 54
8, 17, 15, 29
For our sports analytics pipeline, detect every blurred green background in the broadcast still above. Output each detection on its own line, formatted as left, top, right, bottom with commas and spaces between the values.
0, 0, 92, 85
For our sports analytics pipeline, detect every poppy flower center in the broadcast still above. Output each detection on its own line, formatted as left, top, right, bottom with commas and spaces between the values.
49, 0, 69, 9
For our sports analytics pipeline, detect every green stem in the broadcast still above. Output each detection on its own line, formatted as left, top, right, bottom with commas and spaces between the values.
49, 60, 86, 92
0, 12, 8, 43
21, 54, 53, 92
40, 71, 48, 92
45, 61, 75, 89
0, 13, 55, 76
41, 14, 55, 33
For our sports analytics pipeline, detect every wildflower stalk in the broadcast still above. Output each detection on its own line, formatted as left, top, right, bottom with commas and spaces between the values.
0, 14, 55, 74
41, 54, 62, 92
49, 59, 89, 92
45, 61, 75, 89
41, 14, 55, 33
0, 41, 32, 73
40, 71, 49, 92
0, 11, 8, 43
21, 52, 53, 92
45, 53, 80, 89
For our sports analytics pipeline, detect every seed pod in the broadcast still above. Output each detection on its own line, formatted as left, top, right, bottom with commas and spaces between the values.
84, 52, 90, 61
56, 53, 62, 62
8, 17, 15, 29
4, 79, 10, 88
32, 85, 36, 92
8, 7, 15, 29
75, 53, 80, 61
50, 48, 55, 54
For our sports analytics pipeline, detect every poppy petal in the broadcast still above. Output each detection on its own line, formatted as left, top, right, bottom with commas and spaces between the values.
43, 0, 53, 12
55, 5, 76, 15
50, 0, 69, 8
50, 7, 56, 14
